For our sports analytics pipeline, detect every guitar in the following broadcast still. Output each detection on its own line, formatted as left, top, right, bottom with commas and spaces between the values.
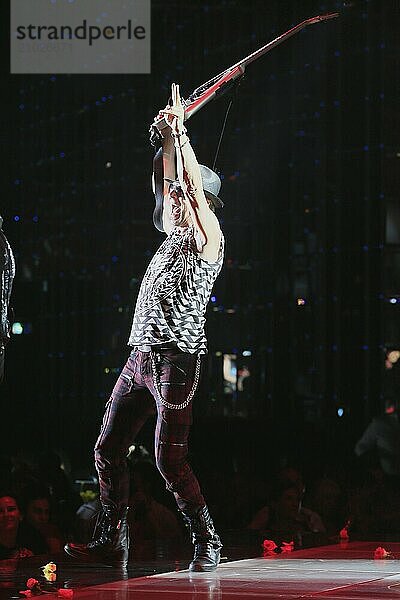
150, 12, 339, 231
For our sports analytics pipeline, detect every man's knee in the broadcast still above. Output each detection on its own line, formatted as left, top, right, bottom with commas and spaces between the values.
155, 441, 188, 481
94, 444, 110, 471
94, 441, 126, 471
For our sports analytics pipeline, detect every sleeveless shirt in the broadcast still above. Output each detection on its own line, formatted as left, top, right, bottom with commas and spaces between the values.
128, 225, 224, 354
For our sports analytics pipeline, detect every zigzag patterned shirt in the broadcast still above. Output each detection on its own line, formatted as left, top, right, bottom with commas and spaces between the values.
128, 225, 224, 354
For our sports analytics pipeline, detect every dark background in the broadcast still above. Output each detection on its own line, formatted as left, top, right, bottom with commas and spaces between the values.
2, 0, 399, 482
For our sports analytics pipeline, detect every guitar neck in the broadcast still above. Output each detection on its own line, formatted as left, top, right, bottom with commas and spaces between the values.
152, 12, 338, 132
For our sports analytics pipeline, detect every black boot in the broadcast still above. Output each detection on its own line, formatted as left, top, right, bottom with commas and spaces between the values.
183, 506, 222, 572
64, 506, 129, 567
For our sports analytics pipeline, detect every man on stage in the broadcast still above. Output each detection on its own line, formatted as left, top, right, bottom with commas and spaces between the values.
0, 216, 15, 383
65, 83, 224, 571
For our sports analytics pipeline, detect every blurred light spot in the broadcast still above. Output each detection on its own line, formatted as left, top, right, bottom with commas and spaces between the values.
388, 351, 400, 364
12, 322, 23, 335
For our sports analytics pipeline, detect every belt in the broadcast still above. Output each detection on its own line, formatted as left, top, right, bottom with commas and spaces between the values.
135, 342, 178, 353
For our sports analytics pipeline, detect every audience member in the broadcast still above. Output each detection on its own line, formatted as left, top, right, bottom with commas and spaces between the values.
128, 461, 182, 542
75, 485, 102, 544
247, 480, 326, 543
345, 466, 400, 539
19, 487, 64, 554
306, 476, 345, 537
355, 399, 400, 478
0, 493, 33, 559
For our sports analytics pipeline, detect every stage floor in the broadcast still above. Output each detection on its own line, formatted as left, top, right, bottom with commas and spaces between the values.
1, 541, 400, 599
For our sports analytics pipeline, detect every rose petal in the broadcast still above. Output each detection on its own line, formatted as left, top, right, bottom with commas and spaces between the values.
281, 541, 294, 553
374, 546, 390, 559
57, 589, 73, 598
262, 539, 278, 551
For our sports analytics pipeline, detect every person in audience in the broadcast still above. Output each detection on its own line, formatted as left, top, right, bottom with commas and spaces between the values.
345, 466, 400, 539
19, 488, 64, 554
247, 481, 326, 542
0, 493, 33, 559
306, 476, 345, 537
355, 399, 400, 478
75, 485, 102, 544
128, 461, 182, 543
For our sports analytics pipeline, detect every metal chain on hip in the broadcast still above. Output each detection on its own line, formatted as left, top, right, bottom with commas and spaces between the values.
150, 351, 202, 410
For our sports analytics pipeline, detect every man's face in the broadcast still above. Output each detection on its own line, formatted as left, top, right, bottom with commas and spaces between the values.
0, 496, 21, 532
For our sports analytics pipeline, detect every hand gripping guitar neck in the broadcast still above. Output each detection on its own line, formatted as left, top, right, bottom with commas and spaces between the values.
151, 12, 338, 231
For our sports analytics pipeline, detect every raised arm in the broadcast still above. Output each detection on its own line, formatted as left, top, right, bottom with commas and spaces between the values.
161, 84, 221, 261
150, 105, 177, 234
160, 130, 176, 234
160, 128, 176, 199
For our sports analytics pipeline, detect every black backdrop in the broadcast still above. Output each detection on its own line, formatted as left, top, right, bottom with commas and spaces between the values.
2, 0, 399, 479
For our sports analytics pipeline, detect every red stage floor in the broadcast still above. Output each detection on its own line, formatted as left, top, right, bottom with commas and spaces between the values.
1, 541, 400, 599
